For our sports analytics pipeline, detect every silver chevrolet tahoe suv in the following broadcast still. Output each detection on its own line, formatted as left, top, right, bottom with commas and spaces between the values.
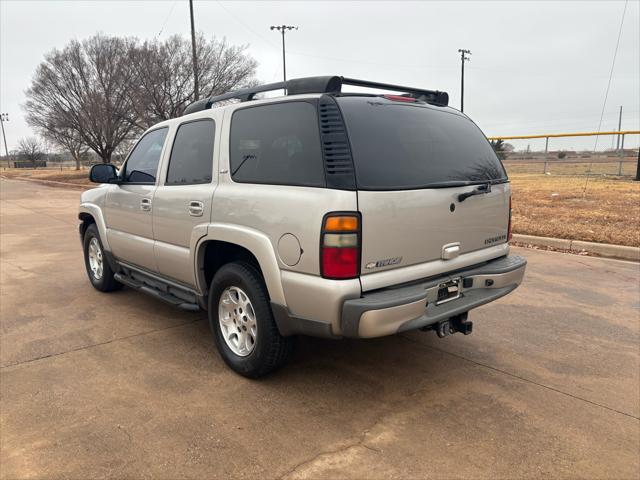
79, 76, 526, 378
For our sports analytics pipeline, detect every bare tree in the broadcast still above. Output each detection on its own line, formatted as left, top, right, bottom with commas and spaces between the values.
45, 128, 88, 170
112, 136, 136, 166
24, 34, 140, 163
132, 34, 257, 128
17, 137, 45, 167
25, 109, 88, 170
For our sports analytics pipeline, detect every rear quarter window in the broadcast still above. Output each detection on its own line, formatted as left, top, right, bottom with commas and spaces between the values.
229, 101, 325, 187
337, 97, 507, 190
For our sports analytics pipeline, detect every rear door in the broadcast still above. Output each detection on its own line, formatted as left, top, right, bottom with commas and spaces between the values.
337, 97, 510, 277
153, 117, 218, 286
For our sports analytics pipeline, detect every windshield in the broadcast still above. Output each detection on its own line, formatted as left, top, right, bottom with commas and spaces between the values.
337, 97, 507, 190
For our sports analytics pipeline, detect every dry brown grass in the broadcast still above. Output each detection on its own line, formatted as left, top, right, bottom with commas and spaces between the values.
1, 168, 91, 185
509, 173, 639, 247
3, 167, 639, 247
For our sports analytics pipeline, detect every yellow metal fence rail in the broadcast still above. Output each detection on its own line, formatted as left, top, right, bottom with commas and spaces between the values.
488, 130, 640, 140
487, 130, 639, 176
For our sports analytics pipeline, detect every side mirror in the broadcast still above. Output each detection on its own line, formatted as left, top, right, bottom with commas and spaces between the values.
89, 164, 119, 184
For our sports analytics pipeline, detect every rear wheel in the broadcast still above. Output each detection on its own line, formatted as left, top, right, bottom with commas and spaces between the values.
208, 262, 294, 378
83, 223, 122, 292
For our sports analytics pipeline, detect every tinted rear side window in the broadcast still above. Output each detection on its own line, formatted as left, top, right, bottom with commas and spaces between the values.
167, 119, 215, 185
337, 97, 507, 190
230, 101, 325, 187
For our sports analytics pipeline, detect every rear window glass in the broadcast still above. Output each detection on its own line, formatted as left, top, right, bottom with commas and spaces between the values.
229, 101, 325, 187
337, 97, 507, 190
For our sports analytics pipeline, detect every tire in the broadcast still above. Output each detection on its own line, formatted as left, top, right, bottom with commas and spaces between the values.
83, 223, 122, 292
208, 262, 294, 378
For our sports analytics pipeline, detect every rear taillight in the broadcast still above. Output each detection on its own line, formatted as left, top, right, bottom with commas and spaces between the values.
321, 213, 360, 279
508, 196, 513, 241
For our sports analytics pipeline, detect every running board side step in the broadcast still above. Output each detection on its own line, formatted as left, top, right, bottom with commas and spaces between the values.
114, 272, 200, 311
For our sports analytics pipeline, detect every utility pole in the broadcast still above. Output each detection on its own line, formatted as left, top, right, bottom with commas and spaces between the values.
270, 25, 298, 88
616, 105, 623, 150
189, 0, 199, 101
0, 113, 9, 160
458, 49, 471, 112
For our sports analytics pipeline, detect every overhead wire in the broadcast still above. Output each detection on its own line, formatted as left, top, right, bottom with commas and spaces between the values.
155, 0, 178, 40
215, 1, 279, 49
583, 0, 628, 195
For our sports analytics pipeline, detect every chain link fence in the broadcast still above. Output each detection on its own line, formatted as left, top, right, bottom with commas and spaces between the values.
490, 131, 639, 178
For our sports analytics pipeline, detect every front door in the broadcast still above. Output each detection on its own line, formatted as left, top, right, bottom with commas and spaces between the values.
153, 118, 217, 286
104, 127, 169, 272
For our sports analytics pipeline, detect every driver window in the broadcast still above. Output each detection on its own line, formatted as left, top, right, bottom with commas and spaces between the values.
123, 127, 168, 183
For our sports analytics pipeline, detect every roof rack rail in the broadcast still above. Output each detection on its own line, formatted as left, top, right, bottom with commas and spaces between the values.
182, 76, 448, 115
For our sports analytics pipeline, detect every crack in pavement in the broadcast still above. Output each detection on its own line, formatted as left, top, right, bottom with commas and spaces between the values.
2, 259, 39, 275
278, 331, 639, 479
0, 318, 205, 369
278, 417, 385, 480
399, 334, 640, 421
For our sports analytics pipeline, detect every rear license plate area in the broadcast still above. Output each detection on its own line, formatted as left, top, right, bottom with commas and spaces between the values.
436, 278, 461, 305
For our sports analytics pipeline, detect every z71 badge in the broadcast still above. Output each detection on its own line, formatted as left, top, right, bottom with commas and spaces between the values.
365, 257, 403, 269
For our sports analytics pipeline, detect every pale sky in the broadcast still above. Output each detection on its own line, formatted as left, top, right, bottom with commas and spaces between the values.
1, 0, 639, 153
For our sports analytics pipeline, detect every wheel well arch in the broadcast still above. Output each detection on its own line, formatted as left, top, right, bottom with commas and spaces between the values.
198, 240, 264, 294
78, 212, 96, 238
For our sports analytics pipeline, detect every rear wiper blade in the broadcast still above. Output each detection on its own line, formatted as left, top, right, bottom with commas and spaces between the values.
457, 182, 491, 202
419, 180, 477, 188
231, 154, 257, 176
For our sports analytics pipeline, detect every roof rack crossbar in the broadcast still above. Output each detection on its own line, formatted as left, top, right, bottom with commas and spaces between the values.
183, 75, 448, 115
341, 77, 441, 98
183, 80, 287, 115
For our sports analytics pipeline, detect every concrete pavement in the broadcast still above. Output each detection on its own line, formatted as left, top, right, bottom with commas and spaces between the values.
1, 178, 638, 479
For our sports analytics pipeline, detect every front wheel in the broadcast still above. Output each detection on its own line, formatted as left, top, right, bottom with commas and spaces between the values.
83, 223, 122, 292
208, 262, 294, 378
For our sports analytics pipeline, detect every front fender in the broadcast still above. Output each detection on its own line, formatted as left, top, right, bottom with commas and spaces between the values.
79, 203, 110, 251
196, 223, 286, 306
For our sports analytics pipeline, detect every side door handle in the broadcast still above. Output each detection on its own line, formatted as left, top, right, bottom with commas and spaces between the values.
188, 201, 204, 217
140, 198, 152, 212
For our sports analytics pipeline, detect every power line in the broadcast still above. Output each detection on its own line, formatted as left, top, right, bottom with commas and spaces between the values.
155, 0, 178, 39
287, 50, 456, 72
214, 2, 457, 74
592, 1, 628, 153
215, 1, 278, 49
583, 0, 628, 195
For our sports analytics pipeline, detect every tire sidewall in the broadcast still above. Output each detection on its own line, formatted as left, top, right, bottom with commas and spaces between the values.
83, 224, 107, 290
208, 263, 276, 377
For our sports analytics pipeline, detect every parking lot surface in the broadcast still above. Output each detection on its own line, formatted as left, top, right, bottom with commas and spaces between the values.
1, 178, 639, 479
